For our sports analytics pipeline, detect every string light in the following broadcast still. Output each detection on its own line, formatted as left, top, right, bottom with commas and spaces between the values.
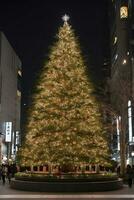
18, 17, 109, 168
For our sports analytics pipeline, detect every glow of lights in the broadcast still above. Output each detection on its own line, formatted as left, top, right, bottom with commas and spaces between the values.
18, 70, 22, 76
114, 36, 117, 45
62, 14, 70, 23
122, 59, 127, 64
116, 116, 121, 151
115, 54, 118, 60
132, 152, 134, 157
128, 100, 133, 142
18, 17, 110, 167
120, 6, 128, 19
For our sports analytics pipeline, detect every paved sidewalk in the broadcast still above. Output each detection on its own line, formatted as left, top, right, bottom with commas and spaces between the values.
0, 180, 133, 195
1, 180, 134, 199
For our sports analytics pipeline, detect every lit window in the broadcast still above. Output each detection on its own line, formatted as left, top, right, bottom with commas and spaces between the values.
18, 70, 22, 76
17, 90, 21, 97
120, 6, 128, 18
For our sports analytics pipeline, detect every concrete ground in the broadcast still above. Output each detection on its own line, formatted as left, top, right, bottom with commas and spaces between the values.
1, 179, 134, 199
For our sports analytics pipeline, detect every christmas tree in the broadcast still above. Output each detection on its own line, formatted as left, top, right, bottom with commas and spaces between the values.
19, 15, 110, 168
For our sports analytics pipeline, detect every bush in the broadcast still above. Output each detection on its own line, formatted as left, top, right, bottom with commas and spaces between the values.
15, 172, 118, 182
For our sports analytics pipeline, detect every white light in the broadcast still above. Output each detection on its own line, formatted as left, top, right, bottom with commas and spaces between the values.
132, 152, 134, 157
5, 122, 12, 142
115, 54, 118, 60
62, 14, 70, 23
128, 100, 133, 142
122, 59, 127, 64
18, 70, 22, 76
114, 36, 117, 44
3, 156, 7, 161
128, 100, 131, 107
116, 116, 120, 151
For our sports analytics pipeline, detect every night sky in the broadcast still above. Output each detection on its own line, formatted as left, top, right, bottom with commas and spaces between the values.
0, 0, 109, 105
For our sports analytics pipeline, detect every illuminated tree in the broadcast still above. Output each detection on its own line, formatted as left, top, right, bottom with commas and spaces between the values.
19, 16, 110, 168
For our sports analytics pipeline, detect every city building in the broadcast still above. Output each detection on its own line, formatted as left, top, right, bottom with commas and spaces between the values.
109, 0, 134, 165
0, 32, 22, 164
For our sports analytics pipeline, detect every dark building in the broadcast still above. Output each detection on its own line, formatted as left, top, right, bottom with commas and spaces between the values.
109, 0, 134, 165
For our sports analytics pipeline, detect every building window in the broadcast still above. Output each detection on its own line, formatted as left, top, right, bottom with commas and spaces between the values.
120, 6, 128, 18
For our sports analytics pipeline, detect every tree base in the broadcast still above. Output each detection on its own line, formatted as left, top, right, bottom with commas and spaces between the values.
10, 178, 123, 192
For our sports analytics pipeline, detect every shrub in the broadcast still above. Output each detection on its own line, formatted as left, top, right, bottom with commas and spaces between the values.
15, 172, 118, 182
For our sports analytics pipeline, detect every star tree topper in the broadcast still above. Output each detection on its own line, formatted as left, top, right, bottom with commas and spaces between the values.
62, 14, 70, 23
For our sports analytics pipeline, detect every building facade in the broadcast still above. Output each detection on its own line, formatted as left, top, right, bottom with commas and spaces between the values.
0, 32, 22, 164
109, 0, 134, 165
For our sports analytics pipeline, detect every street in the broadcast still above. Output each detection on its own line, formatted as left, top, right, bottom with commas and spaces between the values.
1, 180, 134, 200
